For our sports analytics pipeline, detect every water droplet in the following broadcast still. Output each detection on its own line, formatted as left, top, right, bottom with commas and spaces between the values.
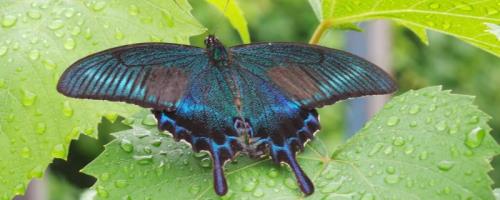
487, 8, 498, 15
100, 172, 110, 181
143, 146, 152, 154
0, 79, 5, 89
21, 89, 37, 106
14, 184, 25, 195
0, 46, 8, 56
435, 121, 447, 131
384, 146, 393, 155
48, 20, 64, 30
142, 114, 157, 126
442, 22, 451, 30
419, 151, 428, 160
429, 104, 437, 111
29, 49, 40, 60
1, 15, 17, 28
437, 160, 455, 171
252, 188, 264, 197
386, 166, 396, 174
456, 2, 473, 11
404, 145, 415, 154
64, 38, 76, 50
465, 127, 485, 148
35, 122, 46, 134
361, 193, 375, 200
200, 157, 211, 168
120, 139, 134, 153
189, 184, 200, 194
21, 147, 31, 158
114, 28, 124, 40
62, 101, 73, 117
386, 116, 399, 126
193, 152, 208, 158
392, 136, 405, 146
27, 10, 42, 20
28, 165, 44, 178
267, 168, 279, 178
42, 59, 57, 70
92, 1, 107, 11
64, 8, 75, 18
134, 155, 153, 165
384, 174, 399, 184
96, 186, 109, 198
429, 3, 440, 9
128, 5, 140, 15
114, 180, 128, 188
284, 178, 298, 189
243, 178, 258, 192
151, 138, 162, 147
368, 143, 383, 156
408, 105, 420, 114
161, 11, 175, 27
51, 144, 66, 158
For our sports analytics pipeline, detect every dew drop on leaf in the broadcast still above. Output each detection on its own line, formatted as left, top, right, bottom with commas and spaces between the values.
14, 183, 25, 196
21, 147, 31, 158
21, 89, 37, 106
96, 186, 109, 198
27, 10, 42, 20
150, 138, 162, 147
64, 37, 76, 50
101, 172, 110, 181
267, 168, 279, 178
386, 116, 399, 126
437, 160, 455, 171
419, 151, 428, 160
464, 127, 485, 148
392, 136, 405, 146
119, 139, 134, 153
42, 59, 57, 70
28, 165, 44, 179
62, 101, 74, 117
28, 49, 40, 60
142, 114, 157, 126
284, 177, 298, 189
92, 1, 107, 12
189, 184, 200, 194
64, 8, 75, 18
48, 19, 64, 30
368, 143, 384, 156
35, 122, 46, 135
361, 192, 375, 200
114, 180, 128, 188
134, 155, 153, 165
1, 15, 17, 28
408, 105, 420, 114
143, 146, 152, 154
114, 29, 124, 40
385, 166, 396, 174
128, 5, 140, 16
0, 46, 8, 56
252, 188, 264, 197
384, 174, 400, 184
0, 79, 6, 89
435, 121, 447, 131
243, 178, 258, 192
468, 116, 479, 124
200, 157, 211, 168
51, 144, 66, 158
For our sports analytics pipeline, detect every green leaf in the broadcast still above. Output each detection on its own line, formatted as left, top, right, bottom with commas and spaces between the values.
0, 0, 204, 198
83, 87, 500, 199
311, 0, 500, 56
206, 0, 250, 43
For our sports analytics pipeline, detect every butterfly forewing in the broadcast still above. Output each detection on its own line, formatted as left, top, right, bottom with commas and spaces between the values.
57, 43, 207, 111
230, 43, 397, 108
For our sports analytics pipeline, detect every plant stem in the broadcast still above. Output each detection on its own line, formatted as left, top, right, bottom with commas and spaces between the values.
309, 20, 332, 44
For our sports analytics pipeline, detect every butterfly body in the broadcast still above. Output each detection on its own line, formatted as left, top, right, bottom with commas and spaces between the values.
57, 35, 396, 196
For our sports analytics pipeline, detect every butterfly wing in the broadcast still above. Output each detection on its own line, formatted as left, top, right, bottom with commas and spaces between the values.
230, 43, 397, 195
57, 43, 207, 111
230, 42, 397, 108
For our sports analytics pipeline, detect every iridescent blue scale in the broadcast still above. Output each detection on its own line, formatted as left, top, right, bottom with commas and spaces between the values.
57, 35, 396, 196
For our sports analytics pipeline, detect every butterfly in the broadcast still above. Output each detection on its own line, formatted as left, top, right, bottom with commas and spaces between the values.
57, 35, 396, 196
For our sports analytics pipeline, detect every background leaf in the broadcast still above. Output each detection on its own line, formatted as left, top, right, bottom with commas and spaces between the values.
309, 0, 500, 56
0, 0, 204, 198
83, 86, 500, 199
206, 0, 250, 43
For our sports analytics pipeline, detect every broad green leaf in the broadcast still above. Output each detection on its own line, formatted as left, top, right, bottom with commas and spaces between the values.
309, 0, 500, 56
0, 0, 204, 198
206, 0, 250, 43
83, 87, 500, 199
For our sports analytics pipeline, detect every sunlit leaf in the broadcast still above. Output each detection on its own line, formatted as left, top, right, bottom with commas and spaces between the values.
206, 0, 250, 43
83, 87, 500, 199
0, 0, 204, 198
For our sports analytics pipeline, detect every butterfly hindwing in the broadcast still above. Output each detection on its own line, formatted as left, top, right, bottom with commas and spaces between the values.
230, 43, 397, 108
57, 43, 207, 111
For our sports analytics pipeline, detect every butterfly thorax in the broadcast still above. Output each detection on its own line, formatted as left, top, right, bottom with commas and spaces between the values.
205, 35, 229, 66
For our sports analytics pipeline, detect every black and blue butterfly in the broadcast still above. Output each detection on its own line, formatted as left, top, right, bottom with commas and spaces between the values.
57, 35, 396, 196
